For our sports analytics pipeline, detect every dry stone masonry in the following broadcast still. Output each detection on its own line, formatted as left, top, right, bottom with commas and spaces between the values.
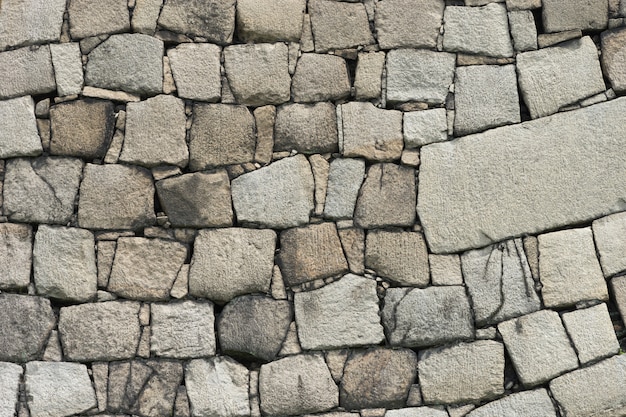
0, 0, 626, 416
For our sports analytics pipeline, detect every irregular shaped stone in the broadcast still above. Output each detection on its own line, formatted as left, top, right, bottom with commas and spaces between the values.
0, 95, 42, 159
294, 274, 384, 350
0, 0, 65, 50
593, 211, 626, 277
259, 354, 338, 415
429, 254, 463, 286
354, 163, 416, 228
279, 222, 348, 286
50, 99, 115, 159
366, 230, 429, 287
498, 310, 579, 387
508, 10, 538, 52
68, 0, 130, 38
58, 301, 141, 361
601, 27, 626, 93
386, 49, 456, 104
275, 102, 337, 154
417, 97, 626, 253
237, 0, 305, 42
324, 158, 365, 219
223, 43, 290, 105
562, 303, 619, 365
231, 155, 314, 229
403, 108, 447, 148
189, 228, 276, 302
168, 43, 221, 101
466, 389, 557, 417
132, 0, 163, 33
506, 0, 541, 9
218, 295, 292, 361
85, 34, 163, 96
0, 223, 32, 290
3, 157, 83, 225
375, 0, 443, 49
354, 52, 385, 100
125, 360, 183, 417
254, 105, 275, 164
340, 348, 417, 410
158, 0, 235, 44
0, 45, 56, 99
78, 163, 156, 230
49, 43, 83, 96
542, 0, 608, 32
538, 227, 608, 308
339, 228, 365, 275
0, 362, 22, 417
292, 54, 350, 102
309, 0, 374, 52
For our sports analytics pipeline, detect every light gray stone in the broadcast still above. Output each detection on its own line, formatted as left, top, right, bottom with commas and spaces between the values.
237, 0, 305, 42
0, 362, 22, 417
403, 109, 447, 148
158, 0, 235, 44
538, 227, 608, 308
68, 0, 130, 38
505, 0, 541, 9
275, 102, 338, 154
375, 0, 444, 49
309, 0, 374, 52
85, 34, 163, 96
537, 29, 583, 49
189, 228, 276, 302
593, 211, 626, 277
0, 95, 42, 158
542, 0, 608, 32
354, 52, 385, 100
231, 155, 314, 229
498, 310, 579, 387
562, 303, 619, 365
508, 11, 538, 52
382, 286, 474, 347
466, 389, 557, 417
386, 408, 448, 417
168, 43, 221, 102
0, 45, 56, 99
50, 43, 84, 96
612, 276, 626, 324
132, 0, 163, 33
323, 158, 365, 219
366, 230, 429, 287
417, 97, 626, 253
0, 223, 32, 290
259, 354, 339, 416
517, 37, 605, 119
292, 53, 350, 102
419, 341, 504, 404
601, 27, 626, 93
294, 274, 384, 350
429, 254, 463, 286
386, 49, 456, 104
0, 0, 65, 50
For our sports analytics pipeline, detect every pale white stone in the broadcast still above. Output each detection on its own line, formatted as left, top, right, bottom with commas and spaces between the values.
592, 211, 626, 277
403, 109, 447, 148
508, 10, 538, 52
429, 254, 463, 286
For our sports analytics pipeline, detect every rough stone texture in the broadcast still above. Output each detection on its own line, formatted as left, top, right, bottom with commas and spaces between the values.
375, 0, 444, 49
542, 0, 608, 32
186, 357, 250, 417
324, 158, 365, 219
259, 354, 339, 416
0, 45, 56, 99
3, 157, 83, 225
292, 53, 350, 102
429, 254, 463, 286
275, 102, 338, 154
339, 228, 365, 275
506, 0, 541, 9
403, 109, 447, 148
237, 0, 305, 42
601, 27, 626, 93
120, 95, 188, 167
85, 34, 164, 96
354, 52, 385, 100
466, 389, 557, 417
386, 49, 456, 104
189, 228, 276, 302
593, 211, 626, 276
498, 310, 579, 387
168, 43, 221, 101
383, 286, 474, 347
50, 43, 83, 96
156, 170, 233, 228
0, 0, 65, 50
279, 222, 348, 286
132, 0, 163, 33
78, 163, 156, 230
561, 303, 619, 365
365, 230, 429, 287
508, 10, 538, 52
50, 99, 115, 159
517, 37, 605, 119
309, 0, 374, 52
0, 223, 32, 290
231, 155, 314, 229
549, 355, 626, 417
58, 301, 141, 361
223, 43, 291, 106
419, 341, 504, 404
0, 95, 42, 159
0, 294, 55, 362
151, 301, 216, 358
341, 102, 403, 161
386, 408, 448, 417
158, 0, 235, 44
538, 227, 608, 308
218, 295, 292, 361
25, 361, 96, 417
254, 105, 275, 164
417, 97, 626, 253
294, 274, 384, 350
68, 0, 130, 38
340, 348, 417, 410
354, 163, 416, 228
0, 362, 22, 417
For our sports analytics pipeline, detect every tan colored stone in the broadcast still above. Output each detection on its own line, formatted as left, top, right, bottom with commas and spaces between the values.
366, 230, 429, 286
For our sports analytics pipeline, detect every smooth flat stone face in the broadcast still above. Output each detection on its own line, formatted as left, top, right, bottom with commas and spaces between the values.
418, 97, 626, 254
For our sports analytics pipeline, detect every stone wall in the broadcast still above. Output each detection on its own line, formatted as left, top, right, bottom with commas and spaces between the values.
0, 0, 626, 416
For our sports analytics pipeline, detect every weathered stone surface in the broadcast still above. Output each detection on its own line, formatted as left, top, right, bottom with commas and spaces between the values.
50, 99, 115, 159
218, 295, 292, 361
386, 49, 456, 104
259, 354, 338, 415
403, 109, 447, 148
151, 301, 215, 358
0, 362, 21, 417
158, 0, 235, 44
508, 10, 538, 52
341, 102, 403, 161
506, 0, 541, 10
338, 228, 365, 275
386, 408, 448, 417
549, 355, 626, 417
168, 43, 221, 101
223, 43, 291, 106
231, 155, 314, 228
68, 0, 130, 38
612, 276, 626, 324
429, 254, 463, 286
375, 0, 443, 49
311, 155, 331, 216
443, 4, 513, 58
78, 163, 156, 230
0, 223, 32, 290
26, 362, 96, 417
354, 163, 416, 228
419, 341, 504, 404
417, 97, 626, 254
340, 348, 417, 410
279, 222, 348, 286
237, 0, 305, 42
189, 228, 276, 302
354, 52, 385, 100
294, 274, 384, 350
50, 43, 84, 96
366, 230, 429, 287
466, 389, 557, 417
3, 157, 83, 225
593, 211, 626, 277
542, 0, 608, 32
275, 102, 338, 154
601, 28, 626, 93
254, 105, 275, 164
562, 303, 619, 365
85, 34, 163, 96
0, 0, 65, 50
0, 95, 42, 159
292, 54, 350, 102
0, 294, 55, 362
58, 301, 141, 361
538, 227, 608, 308
132, 0, 163, 33
0, 45, 56, 99
498, 310, 579, 387
186, 357, 250, 417
517, 37, 605, 119
323, 158, 365, 219
309, 0, 374, 52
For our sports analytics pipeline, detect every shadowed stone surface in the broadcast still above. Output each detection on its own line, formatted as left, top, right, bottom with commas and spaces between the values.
275, 102, 338, 154
237, 0, 305, 42
602, 27, 626, 93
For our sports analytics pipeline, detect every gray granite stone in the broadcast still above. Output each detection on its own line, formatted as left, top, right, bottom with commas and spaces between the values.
0, 223, 32, 290
0, 45, 56, 99
132, 0, 163, 33
354, 52, 385, 100
593, 211, 626, 277
237, 0, 305, 42
158, 0, 235, 44
50, 43, 84, 96
0, 0, 65, 50
309, 0, 374, 52
275, 102, 338, 154
429, 254, 463, 286
167, 43, 221, 102
386, 408, 448, 417
508, 10, 538, 52
601, 27, 626, 93
0, 362, 22, 417
366, 230, 429, 287
292, 53, 350, 103
542, 0, 608, 32
323, 158, 365, 219
375, 0, 444, 49
68, 0, 130, 38
403, 109, 447, 148
466, 389, 557, 417
0, 95, 42, 158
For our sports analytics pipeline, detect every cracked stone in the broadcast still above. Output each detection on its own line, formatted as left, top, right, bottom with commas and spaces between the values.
167, 43, 221, 102
601, 27, 626, 93
0, 95, 42, 158
158, 0, 235, 44
542, 0, 608, 32
309, 0, 374, 53
0, 45, 56, 99
292, 54, 350, 103
0, 223, 32, 290
466, 389, 557, 417
323, 158, 365, 220
375, 0, 444, 49
0, 0, 65, 50
68, 0, 130, 39
237, 0, 305, 42
274, 102, 338, 154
